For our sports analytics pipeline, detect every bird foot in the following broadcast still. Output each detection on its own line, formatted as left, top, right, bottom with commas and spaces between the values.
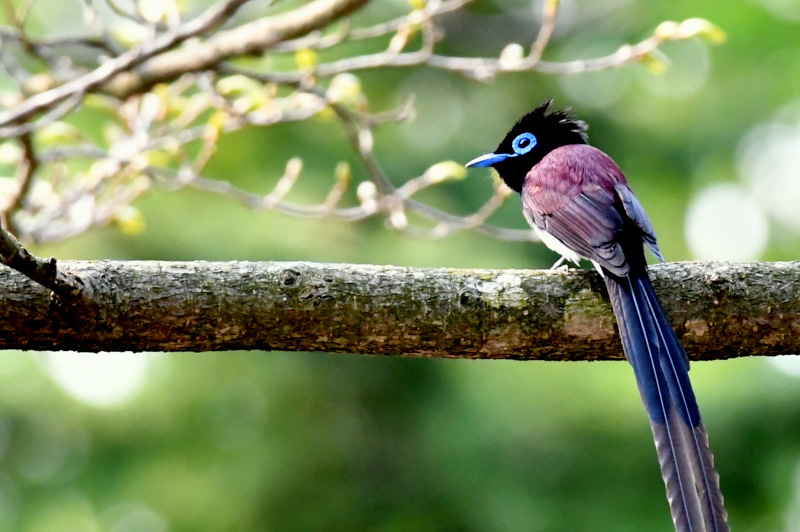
549, 256, 569, 272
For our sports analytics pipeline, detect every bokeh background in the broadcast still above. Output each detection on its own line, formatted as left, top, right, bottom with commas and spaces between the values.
3, 0, 800, 530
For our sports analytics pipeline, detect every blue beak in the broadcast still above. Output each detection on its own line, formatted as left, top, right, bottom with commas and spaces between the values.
465, 152, 510, 168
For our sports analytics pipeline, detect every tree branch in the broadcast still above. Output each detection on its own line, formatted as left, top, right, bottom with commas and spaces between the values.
3, 260, 797, 358
0, 0, 724, 246
0, 226, 86, 300
105, 0, 371, 98
0, 0, 252, 134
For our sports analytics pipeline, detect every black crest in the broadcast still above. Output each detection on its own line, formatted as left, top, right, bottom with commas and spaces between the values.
491, 99, 589, 192
505, 99, 588, 146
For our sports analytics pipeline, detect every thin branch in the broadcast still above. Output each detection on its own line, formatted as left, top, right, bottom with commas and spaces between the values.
269, 0, 468, 53
535, 40, 669, 75
0, 0, 252, 135
2, 132, 38, 233
0, 88, 85, 138
0, 27, 116, 55
269, 22, 351, 53
309, 15, 439, 78
264, 10, 718, 82
350, 0, 468, 40
0, 225, 86, 300
326, 98, 537, 241
103, 0, 146, 23
38, 144, 108, 162
529, 0, 558, 64
103, 0, 372, 98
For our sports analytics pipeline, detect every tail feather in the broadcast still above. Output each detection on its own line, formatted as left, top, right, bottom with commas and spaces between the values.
605, 271, 728, 532
637, 275, 728, 530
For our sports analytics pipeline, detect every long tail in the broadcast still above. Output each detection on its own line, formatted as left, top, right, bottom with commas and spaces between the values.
604, 269, 728, 532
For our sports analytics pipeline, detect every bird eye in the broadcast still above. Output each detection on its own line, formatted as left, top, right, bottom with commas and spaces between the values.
512, 132, 537, 155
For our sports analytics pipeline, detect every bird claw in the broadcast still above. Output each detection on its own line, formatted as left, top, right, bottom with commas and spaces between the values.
550, 256, 569, 272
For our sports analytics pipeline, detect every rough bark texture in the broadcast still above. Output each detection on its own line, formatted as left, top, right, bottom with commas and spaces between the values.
2, 260, 798, 359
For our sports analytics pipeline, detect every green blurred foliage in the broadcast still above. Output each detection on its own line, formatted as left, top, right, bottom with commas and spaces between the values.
3, 0, 800, 531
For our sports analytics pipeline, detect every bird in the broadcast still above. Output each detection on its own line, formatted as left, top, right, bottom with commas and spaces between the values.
465, 99, 728, 531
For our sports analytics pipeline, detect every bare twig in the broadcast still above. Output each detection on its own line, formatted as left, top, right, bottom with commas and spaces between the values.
2, 132, 38, 233
0, 27, 116, 56
0, 225, 86, 299
352, 0, 468, 40
0, 89, 85, 138
529, 0, 559, 64
0, 0, 252, 134
104, 0, 372, 97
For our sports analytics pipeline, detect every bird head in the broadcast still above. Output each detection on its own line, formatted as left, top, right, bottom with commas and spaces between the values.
465, 99, 588, 193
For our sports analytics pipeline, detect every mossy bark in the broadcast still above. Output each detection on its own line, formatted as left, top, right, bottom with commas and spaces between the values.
2, 260, 798, 359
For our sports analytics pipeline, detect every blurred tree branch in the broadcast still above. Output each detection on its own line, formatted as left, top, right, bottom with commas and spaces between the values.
105, 0, 373, 98
3, 259, 797, 358
0, 0, 254, 134
0, 0, 723, 251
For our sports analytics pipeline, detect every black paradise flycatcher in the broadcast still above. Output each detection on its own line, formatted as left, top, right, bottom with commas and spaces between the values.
466, 100, 728, 532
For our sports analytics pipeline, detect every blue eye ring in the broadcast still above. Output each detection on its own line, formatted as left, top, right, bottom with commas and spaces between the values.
512, 132, 537, 155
